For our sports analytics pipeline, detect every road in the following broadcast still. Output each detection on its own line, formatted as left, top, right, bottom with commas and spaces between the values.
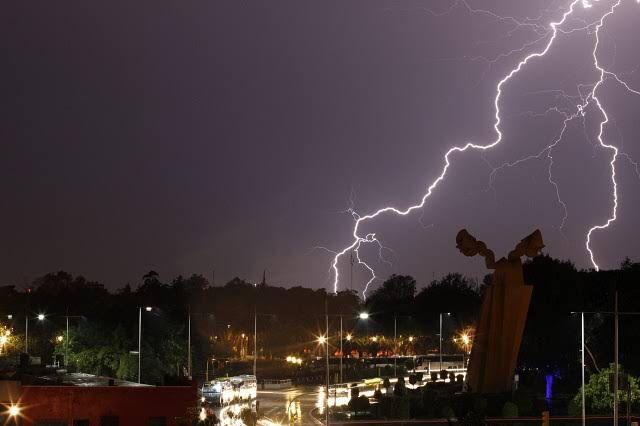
209, 385, 325, 426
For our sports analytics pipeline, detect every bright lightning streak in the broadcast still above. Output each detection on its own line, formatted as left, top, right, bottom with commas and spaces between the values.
584, 0, 623, 271
328, 0, 640, 295
329, 0, 586, 297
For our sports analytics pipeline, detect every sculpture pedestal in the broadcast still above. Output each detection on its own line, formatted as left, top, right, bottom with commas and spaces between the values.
467, 259, 532, 394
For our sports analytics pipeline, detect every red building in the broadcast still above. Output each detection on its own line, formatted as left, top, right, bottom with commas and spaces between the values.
1, 373, 197, 426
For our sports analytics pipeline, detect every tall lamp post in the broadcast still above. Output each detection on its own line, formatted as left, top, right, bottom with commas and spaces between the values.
253, 306, 257, 377
392, 315, 412, 378
63, 314, 82, 368
137, 306, 152, 384
439, 312, 451, 372
25, 313, 45, 355
325, 298, 330, 426
581, 312, 585, 426
187, 306, 191, 379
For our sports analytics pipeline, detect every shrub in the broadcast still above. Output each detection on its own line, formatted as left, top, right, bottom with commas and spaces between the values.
398, 396, 411, 419
472, 396, 488, 415
449, 371, 457, 381
456, 374, 464, 383
502, 401, 518, 418
440, 370, 448, 380
572, 365, 640, 414
567, 399, 581, 417
513, 392, 534, 416
416, 372, 424, 382
383, 377, 391, 390
422, 389, 437, 417
394, 376, 407, 396
409, 374, 418, 386
350, 385, 359, 399
441, 405, 456, 419
430, 372, 438, 382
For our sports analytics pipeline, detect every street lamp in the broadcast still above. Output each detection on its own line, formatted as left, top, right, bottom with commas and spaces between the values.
137, 306, 153, 384
206, 357, 216, 383
439, 312, 451, 372
24, 312, 46, 355
358, 312, 369, 320
8, 404, 20, 417
392, 315, 412, 377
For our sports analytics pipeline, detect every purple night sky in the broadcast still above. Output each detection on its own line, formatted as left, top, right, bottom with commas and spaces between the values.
2, 0, 639, 292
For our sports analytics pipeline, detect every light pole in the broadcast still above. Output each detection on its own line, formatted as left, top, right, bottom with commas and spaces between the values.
394, 315, 397, 378
253, 306, 257, 377
339, 315, 343, 384
187, 306, 191, 379
25, 313, 45, 355
325, 298, 330, 426
614, 292, 619, 426
581, 311, 585, 426
206, 357, 215, 382
137, 306, 152, 384
439, 312, 450, 372
358, 312, 369, 361
63, 314, 82, 368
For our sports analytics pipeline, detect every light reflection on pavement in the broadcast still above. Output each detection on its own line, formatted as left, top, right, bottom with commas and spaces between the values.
210, 373, 465, 425
207, 386, 323, 425
257, 386, 324, 425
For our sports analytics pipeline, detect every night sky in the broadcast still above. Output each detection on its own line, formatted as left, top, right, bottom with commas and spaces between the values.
2, 0, 639, 292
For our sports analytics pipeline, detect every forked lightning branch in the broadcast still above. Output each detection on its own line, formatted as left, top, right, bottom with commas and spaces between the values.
325, 0, 640, 297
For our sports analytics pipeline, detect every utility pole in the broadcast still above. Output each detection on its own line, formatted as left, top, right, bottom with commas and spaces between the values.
614, 291, 619, 426
581, 311, 585, 426
394, 315, 397, 377
439, 313, 443, 372
339, 316, 343, 384
188, 306, 192, 379
138, 307, 142, 384
325, 296, 330, 426
25, 316, 29, 354
66, 316, 70, 367
253, 306, 257, 377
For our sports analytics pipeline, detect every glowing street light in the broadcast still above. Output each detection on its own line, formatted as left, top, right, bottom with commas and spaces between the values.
137, 306, 153, 383
358, 312, 369, 320
345, 333, 352, 341
461, 333, 470, 346
317, 335, 326, 345
8, 404, 20, 417
56, 335, 64, 343
408, 336, 414, 342
37, 314, 45, 321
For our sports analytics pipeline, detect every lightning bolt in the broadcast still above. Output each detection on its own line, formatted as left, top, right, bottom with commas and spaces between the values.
327, 0, 640, 296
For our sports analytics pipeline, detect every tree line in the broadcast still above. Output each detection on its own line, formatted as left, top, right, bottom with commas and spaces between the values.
0, 255, 639, 394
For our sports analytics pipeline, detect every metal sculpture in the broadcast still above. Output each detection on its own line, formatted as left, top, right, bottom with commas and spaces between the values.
456, 229, 544, 394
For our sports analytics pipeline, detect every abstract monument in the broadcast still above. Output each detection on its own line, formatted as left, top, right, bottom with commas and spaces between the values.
456, 229, 544, 394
